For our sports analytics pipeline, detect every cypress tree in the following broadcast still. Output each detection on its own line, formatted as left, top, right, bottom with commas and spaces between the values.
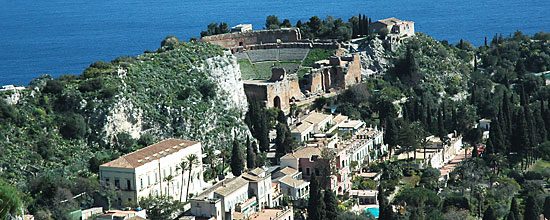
524, 195, 540, 220
485, 36, 488, 46
502, 91, 513, 135
506, 211, 516, 220
308, 173, 326, 220
275, 123, 294, 159
324, 190, 339, 219
378, 184, 394, 220
277, 110, 287, 125
543, 196, 550, 219
544, 101, 550, 136
359, 14, 363, 35
510, 197, 520, 220
489, 119, 506, 154
257, 108, 269, 152
483, 205, 497, 220
246, 136, 257, 169
231, 139, 244, 176
384, 117, 398, 158
438, 109, 447, 141
511, 107, 530, 168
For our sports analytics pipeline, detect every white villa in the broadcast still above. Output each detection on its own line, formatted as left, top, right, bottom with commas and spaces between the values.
99, 139, 205, 205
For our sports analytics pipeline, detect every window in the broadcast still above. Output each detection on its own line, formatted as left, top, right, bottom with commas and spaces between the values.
306, 168, 310, 176
127, 179, 132, 190
148, 176, 151, 186
155, 173, 158, 183
163, 169, 166, 178
114, 179, 120, 189
140, 178, 143, 190
170, 167, 173, 176
315, 168, 319, 176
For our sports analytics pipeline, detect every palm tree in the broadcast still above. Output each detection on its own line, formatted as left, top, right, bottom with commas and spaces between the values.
178, 160, 188, 202
185, 154, 199, 202
164, 174, 174, 198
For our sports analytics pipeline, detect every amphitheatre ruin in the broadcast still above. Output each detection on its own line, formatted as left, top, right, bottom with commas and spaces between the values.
201, 25, 362, 113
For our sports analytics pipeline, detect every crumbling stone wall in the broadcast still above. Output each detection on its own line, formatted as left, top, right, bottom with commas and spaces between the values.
201, 28, 302, 49
304, 54, 362, 93
244, 69, 304, 113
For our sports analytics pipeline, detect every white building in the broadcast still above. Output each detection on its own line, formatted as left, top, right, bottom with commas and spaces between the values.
338, 119, 365, 135
190, 168, 274, 220
99, 139, 205, 205
303, 112, 333, 133
291, 121, 314, 142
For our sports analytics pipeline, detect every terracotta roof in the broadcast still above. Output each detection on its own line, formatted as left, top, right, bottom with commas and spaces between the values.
280, 147, 322, 160
278, 167, 298, 176
303, 112, 332, 125
215, 177, 249, 197
339, 120, 364, 129
376, 17, 411, 26
279, 176, 308, 188
332, 114, 349, 125
291, 121, 314, 133
100, 138, 198, 169
249, 167, 265, 176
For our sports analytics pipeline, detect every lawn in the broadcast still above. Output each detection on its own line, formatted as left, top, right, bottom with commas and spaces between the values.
238, 60, 258, 80
302, 48, 336, 67
531, 160, 550, 173
241, 61, 302, 80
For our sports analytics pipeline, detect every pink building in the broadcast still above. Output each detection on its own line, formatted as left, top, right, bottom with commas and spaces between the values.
280, 147, 351, 194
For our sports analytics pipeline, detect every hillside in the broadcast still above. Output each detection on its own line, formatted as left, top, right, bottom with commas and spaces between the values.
0, 38, 250, 191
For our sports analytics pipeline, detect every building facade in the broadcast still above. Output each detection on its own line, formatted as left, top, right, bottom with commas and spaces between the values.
99, 139, 205, 205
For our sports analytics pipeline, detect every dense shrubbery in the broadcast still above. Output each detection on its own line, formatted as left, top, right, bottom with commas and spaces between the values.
0, 37, 248, 218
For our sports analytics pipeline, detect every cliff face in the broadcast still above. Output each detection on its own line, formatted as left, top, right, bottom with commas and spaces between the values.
101, 48, 250, 151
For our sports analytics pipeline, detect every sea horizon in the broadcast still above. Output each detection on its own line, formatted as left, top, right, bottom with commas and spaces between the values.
1, 0, 549, 86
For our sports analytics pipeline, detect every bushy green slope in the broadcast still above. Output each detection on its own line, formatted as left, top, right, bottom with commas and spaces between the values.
0, 40, 249, 190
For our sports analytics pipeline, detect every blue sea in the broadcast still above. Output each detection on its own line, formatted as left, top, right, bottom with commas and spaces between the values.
1, 0, 549, 86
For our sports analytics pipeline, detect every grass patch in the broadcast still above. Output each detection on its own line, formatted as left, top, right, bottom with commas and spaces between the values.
531, 160, 550, 173
244, 61, 303, 80
238, 60, 258, 80
303, 49, 336, 67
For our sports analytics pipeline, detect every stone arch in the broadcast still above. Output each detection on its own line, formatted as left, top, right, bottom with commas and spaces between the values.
273, 96, 281, 109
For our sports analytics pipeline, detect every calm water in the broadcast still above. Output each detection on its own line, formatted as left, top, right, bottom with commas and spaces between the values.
1, 0, 549, 86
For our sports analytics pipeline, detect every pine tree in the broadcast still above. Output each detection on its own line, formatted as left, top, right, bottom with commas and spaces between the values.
324, 190, 339, 219
231, 139, 244, 176
308, 173, 326, 220
483, 205, 497, 220
543, 196, 550, 219
246, 136, 257, 169
524, 195, 540, 220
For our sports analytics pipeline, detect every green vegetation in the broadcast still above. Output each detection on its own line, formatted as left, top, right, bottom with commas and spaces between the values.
303, 49, 336, 67
200, 22, 230, 37
238, 61, 301, 80
0, 36, 252, 218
